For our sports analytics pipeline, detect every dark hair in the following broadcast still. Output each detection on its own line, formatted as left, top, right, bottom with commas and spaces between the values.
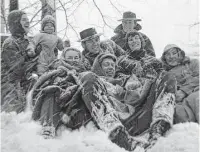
125, 31, 145, 51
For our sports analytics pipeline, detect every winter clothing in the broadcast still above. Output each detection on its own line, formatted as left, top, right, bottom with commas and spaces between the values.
161, 44, 199, 123
1, 11, 36, 113
80, 71, 176, 150
111, 23, 155, 56
117, 42, 176, 136
31, 52, 89, 137
28, 24, 64, 75
100, 39, 125, 57
7, 10, 26, 37
41, 15, 56, 31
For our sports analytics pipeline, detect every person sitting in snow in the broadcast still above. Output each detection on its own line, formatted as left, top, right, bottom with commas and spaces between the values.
111, 11, 155, 56
31, 47, 88, 138
78, 50, 176, 151
161, 44, 199, 123
27, 15, 64, 76
1, 10, 37, 113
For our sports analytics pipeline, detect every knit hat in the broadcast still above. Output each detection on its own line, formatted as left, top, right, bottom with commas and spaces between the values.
91, 53, 117, 76
41, 15, 56, 31
7, 10, 26, 36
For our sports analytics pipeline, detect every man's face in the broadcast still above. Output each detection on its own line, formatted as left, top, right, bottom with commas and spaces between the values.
165, 48, 182, 67
20, 14, 30, 34
101, 58, 115, 78
84, 36, 100, 54
128, 35, 141, 51
122, 19, 135, 33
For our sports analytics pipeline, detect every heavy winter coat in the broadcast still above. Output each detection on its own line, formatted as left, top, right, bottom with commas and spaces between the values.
161, 44, 199, 95
91, 53, 141, 106
111, 24, 155, 56
1, 10, 36, 113
29, 32, 64, 75
161, 44, 199, 123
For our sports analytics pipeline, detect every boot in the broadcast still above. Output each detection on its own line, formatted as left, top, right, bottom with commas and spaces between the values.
109, 126, 148, 151
42, 125, 55, 139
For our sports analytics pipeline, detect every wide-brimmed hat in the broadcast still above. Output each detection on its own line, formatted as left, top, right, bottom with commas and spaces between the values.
78, 28, 102, 42
118, 11, 141, 21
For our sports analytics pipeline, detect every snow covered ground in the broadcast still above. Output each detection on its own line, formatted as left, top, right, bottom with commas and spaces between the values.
1, 111, 199, 152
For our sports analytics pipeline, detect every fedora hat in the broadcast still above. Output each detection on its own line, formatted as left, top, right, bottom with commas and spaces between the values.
78, 28, 102, 42
118, 11, 141, 21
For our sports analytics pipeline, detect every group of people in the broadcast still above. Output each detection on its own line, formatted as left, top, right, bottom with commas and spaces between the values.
1, 10, 199, 152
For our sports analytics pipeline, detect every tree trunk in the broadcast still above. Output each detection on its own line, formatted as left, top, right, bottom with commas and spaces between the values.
9, 0, 19, 12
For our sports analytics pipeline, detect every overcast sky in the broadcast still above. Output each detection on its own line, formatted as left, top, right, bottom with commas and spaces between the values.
4, 0, 199, 57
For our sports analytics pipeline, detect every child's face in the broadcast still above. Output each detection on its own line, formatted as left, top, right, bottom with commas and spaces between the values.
64, 50, 80, 65
44, 22, 55, 34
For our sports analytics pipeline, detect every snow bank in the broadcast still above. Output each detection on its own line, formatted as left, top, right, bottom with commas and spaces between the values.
1, 111, 199, 152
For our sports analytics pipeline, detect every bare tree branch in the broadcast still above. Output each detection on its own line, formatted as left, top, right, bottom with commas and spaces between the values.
58, 0, 79, 39
109, 0, 122, 15
92, 0, 113, 30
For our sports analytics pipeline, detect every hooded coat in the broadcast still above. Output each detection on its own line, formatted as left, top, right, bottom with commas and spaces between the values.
91, 53, 142, 107
1, 10, 34, 113
29, 15, 64, 75
161, 44, 199, 95
111, 23, 155, 57
161, 44, 199, 123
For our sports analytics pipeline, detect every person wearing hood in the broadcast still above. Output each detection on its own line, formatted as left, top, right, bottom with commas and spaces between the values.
79, 52, 177, 151
27, 15, 64, 76
1, 10, 36, 113
111, 11, 155, 57
161, 44, 199, 123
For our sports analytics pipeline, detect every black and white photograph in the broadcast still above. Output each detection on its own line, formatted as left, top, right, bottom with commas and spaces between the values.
1, 0, 199, 152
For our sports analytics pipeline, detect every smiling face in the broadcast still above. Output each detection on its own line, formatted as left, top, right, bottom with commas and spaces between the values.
20, 14, 30, 34
101, 58, 115, 78
128, 34, 142, 52
122, 19, 136, 33
165, 48, 182, 67
64, 50, 80, 65
84, 36, 100, 54
43, 22, 55, 34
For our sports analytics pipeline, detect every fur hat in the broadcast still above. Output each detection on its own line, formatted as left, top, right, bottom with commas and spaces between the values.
41, 15, 56, 31
7, 10, 26, 36
91, 53, 117, 76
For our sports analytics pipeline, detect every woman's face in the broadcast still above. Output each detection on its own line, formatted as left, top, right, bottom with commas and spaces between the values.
101, 58, 115, 78
20, 14, 30, 34
128, 35, 141, 51
44, 22, 55, 34
165, 48, 182, 67
64, 50, 80, 65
